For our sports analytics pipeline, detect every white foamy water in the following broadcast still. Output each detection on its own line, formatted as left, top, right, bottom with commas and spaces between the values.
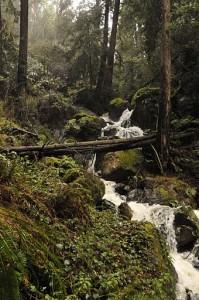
101, 109, 143, 138
98, 108, 199, 299
102, 180, 126, 206
174, 253, 199, 300
194, 210, 199, 219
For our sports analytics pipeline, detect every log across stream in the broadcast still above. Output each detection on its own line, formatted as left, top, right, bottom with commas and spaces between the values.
0, 130, 198, 157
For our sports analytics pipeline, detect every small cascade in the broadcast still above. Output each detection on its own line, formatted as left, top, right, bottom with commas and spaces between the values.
95, 108, 199, 300
101, 180, 126, 206
101, 109, 143, 138
151, 206, 177, 251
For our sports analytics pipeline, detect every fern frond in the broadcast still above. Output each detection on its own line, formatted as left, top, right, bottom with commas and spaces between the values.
0, 259, 20, 300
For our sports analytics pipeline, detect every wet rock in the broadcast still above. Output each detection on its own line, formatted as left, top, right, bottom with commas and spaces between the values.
102, 126, 117, 137
176, 225, 197, 250
97, 149, 144, 183
109, 98, 131, 121
96, 198, 117, 213
118, 202, 133, 220
131, 86, 159, 130
127, 177, 197, 208
174, 207, 199, 251
127, 188, 158, 204
115, 183, 130, 196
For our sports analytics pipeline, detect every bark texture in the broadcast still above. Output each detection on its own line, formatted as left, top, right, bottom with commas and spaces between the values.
95, 0, 110, 100
158, 0, 171, 171
17, 0, 29, 91
95, 0, 120, 105
105, 0, 120, 95
0, 0, 3, 75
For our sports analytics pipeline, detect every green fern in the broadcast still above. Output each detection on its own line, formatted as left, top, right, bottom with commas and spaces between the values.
0, 262, 20, 300
0, 233, 22, 300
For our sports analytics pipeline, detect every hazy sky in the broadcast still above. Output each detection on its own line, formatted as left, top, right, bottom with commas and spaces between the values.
72, 0, 95, 9
72, 0, 81, 8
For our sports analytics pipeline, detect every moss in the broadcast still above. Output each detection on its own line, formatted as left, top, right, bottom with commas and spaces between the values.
117, 149, 144, 170
53, 184, 91, 224
133, 86, 160, 103
63, 168, 81, 183
73, 173, 105, 203
110, 97, 126, 107
65, 114, 105, 141
131, 86, 160, 130
78, 114, 105, 129
153, 176, 197, 208
43, 156, 79, 170
64, 118, 80, 137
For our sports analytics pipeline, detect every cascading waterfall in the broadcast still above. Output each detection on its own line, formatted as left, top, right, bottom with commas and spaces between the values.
101, 109, 143, 138
95, 108, 199, 300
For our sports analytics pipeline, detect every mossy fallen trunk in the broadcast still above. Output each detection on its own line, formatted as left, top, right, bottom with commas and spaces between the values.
0, 129, 198, 157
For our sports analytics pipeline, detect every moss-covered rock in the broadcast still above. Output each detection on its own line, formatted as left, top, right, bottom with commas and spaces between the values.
64, 113, 106, 141
109, 98, 131, 121
53, 184, 92, 224
97, 149, 144, 182
127, 176, 197, 208
72, 172, 105, 204
131, 86, 160, 130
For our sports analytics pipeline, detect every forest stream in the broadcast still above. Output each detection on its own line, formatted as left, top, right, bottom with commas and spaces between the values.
90, 109, 199, 300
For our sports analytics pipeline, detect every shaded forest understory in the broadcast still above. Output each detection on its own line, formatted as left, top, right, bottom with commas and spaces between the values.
0, 0, 199, 299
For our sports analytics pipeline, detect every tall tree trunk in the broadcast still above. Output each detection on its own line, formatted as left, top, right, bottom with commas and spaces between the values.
105, 0, 120, 98
0, 0, 3, 75
86, 24, 94, 89
95, 0, 110, 101
17, 0, 29, 94
157, 0, 171, 172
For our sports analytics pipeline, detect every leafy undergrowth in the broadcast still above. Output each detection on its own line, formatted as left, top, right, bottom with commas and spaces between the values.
0, 102, 176, 300
0, 153, 176, 300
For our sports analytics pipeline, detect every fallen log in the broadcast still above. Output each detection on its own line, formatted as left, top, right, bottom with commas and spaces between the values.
0, 130, 198, 157
0, 134, 156, 156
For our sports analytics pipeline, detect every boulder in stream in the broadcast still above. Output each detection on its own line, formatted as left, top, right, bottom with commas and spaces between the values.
131, 86, 160, 131
108, 98, 131, 121
118, 202, 133, 220
64, 113, 106, 141
96, 149, 144, 183
174, 206, 199, 252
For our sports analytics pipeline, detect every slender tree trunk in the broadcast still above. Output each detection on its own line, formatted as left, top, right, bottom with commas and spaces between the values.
86, 24, 94, 89
0, 0, 3, 75
95, 0, 110, 100
157, 0, 171, 171
17, 0, 29, 94
105, 0, 120, 98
